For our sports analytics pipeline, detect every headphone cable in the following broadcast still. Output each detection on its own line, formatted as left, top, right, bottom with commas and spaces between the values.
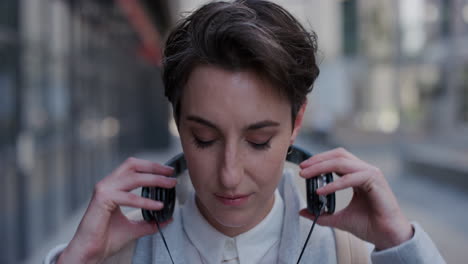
155, 203, 324, 264
296, 203, 325, 264
155, 218, 175, 264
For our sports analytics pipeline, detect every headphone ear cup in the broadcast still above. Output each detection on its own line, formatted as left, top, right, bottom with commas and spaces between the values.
154, 187, 176, 222
141, 187, 155, 221
306, 177, 321, 215
141, 153, 185, 223
325, 173, 335, 214
306, 173, 336, 215
141, 186, 176, 222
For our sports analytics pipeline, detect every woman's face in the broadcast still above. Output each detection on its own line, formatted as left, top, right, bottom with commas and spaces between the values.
178, 65, 304, 236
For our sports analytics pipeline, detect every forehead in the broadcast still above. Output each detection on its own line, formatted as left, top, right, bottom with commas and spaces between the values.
180, 65, 291, 126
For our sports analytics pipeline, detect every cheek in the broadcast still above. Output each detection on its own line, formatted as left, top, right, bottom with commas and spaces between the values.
248, 142, 289, 189
179, 133, 217, 190
182, 154, 210, 188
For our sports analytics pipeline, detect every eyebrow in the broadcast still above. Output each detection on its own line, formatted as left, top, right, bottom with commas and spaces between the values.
186, 115, 280, 131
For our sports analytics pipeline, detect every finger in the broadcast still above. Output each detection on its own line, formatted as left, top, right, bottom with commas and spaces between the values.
315, 170, 373, 196
112, 191, 165, 210
300, 147, 360, 168
117, 173, 177, 191
116, 157, 174, 176
299, 157, 368, 179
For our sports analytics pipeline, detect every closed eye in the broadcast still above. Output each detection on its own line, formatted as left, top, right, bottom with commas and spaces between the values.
192, 136, 215, 149
248, 138, 271, 150
191, 135, 272, 150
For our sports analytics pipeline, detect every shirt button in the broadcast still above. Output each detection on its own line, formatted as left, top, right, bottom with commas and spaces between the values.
225, 239, 235, 251
223, 239, 238, 261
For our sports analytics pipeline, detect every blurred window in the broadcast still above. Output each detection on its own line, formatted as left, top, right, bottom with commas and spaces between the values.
0, 0, 17, 27
0, 70, 14, 147
460, 64, 468, 123
342, 0, 358, 56
441, 0, 452, 37
0, 0, 18, 148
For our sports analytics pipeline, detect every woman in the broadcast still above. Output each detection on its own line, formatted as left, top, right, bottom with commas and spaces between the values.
46, 1, 445, 263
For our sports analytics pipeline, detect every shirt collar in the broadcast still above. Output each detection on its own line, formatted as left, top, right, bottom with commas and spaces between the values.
181, 190, 285, 263
237, 190, 284, 264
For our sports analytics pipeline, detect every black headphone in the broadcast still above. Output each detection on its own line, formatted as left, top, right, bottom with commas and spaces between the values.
141, 145, 335, 222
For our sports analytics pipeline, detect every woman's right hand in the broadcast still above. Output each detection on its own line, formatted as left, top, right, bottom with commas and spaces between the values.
57, 157, 177, 264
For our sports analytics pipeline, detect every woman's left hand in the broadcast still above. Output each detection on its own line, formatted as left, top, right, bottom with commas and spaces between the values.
298, 147, 413, 250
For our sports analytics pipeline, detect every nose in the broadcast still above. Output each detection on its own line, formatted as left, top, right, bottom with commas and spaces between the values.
219, 145, 243, 189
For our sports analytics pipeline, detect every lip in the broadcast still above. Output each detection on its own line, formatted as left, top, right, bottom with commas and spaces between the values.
215, 193, 251, 206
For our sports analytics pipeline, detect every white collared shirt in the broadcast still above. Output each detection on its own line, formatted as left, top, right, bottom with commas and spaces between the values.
181, 190, 285, 264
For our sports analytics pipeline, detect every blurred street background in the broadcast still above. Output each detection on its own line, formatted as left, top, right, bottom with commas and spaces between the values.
1, 0, 467, 263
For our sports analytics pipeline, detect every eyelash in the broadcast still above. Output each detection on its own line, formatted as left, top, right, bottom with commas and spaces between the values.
249, 140, 271, 150
192, 137, 214, 149
191, 136, 272, 150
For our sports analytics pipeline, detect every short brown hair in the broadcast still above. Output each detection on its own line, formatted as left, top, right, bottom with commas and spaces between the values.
163, 0, 320, 124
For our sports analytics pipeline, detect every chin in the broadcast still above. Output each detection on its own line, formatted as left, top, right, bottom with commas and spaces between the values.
196, 195, 262, 233
212, 211, 251, 229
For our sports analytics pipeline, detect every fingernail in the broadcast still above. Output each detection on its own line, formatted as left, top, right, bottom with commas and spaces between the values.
316, 187, 325, 195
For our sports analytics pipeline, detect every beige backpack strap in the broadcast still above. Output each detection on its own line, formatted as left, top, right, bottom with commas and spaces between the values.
334, 228, 370, 264
102, 210, 142, 264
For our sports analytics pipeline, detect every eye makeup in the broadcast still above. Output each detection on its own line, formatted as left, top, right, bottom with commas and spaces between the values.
186, 116, 279, 151
191, 133, 273, 151
192, 136, 216, 149
248, 138, 272, 150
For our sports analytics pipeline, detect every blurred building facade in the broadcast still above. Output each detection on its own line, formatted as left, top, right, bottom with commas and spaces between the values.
419, 0, 468, 141
0, 0, 172, 263
266, 0, 468, 146
334, 0, 468, 144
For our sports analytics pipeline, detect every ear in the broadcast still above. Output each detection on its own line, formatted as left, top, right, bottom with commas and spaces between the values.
290, 102, 307, 146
